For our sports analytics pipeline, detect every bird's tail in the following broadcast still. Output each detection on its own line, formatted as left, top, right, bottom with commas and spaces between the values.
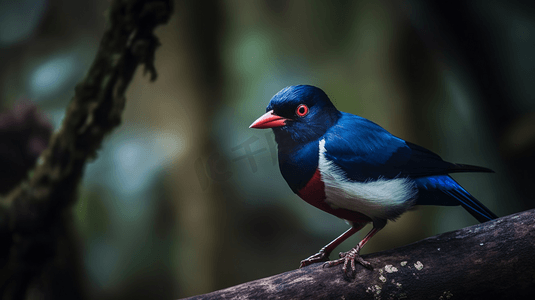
448, 163, 494, 174
415, 175, 498, 222
442, 186, 498, 223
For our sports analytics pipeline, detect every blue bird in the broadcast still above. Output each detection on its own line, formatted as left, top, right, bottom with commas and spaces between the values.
250, 85, 497, 275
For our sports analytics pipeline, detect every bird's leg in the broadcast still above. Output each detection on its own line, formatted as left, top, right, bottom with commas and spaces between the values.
299, 225, 363, 268
324, 227, 380, 275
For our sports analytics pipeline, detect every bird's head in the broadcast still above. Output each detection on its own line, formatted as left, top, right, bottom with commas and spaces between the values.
250, 85, 341, 148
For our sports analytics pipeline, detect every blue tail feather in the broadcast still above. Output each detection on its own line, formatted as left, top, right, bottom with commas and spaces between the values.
442, 188, 497, 222
415, 175, 497, 223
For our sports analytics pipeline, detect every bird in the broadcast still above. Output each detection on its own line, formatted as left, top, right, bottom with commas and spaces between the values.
249, 85, 497, 275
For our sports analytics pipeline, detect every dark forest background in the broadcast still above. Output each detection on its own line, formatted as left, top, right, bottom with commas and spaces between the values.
1, 0, 534, 298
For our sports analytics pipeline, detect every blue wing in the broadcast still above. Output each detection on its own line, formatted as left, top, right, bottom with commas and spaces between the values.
322, 112, 476, 181
322, 112, 496, 222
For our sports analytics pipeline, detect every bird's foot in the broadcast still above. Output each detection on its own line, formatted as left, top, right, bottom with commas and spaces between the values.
322, 245, 373, 276
299, 249, 329, 268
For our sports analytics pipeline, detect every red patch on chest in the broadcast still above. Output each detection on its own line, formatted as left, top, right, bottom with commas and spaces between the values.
297, 169, 371, 224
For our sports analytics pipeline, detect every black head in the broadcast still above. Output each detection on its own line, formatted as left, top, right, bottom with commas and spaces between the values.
250, 85, 341, 148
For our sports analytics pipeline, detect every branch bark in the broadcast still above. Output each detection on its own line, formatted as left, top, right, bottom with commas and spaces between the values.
0, 1, 173, 299
183, 209, 535, 300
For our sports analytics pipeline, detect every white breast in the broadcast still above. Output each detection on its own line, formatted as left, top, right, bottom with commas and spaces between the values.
318, 139, 417, 221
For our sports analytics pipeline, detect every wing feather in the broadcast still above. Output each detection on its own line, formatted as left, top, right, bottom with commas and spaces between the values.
323, 113, 493, 181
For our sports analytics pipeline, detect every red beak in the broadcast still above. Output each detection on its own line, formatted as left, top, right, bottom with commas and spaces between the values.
249, 110, 289, 129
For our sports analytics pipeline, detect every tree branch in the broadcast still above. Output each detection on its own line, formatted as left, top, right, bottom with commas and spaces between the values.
0, 1, 173, 299
183, 209, 535, 300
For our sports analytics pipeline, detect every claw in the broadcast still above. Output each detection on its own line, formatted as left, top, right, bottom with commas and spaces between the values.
322, 245, 373, 276
299, 249, 329, 268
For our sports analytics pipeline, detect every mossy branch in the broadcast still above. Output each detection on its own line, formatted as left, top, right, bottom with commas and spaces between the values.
0, 1, 173, 299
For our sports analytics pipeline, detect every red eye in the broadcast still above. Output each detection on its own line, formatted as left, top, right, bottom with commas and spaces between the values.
296, 104, 309, 117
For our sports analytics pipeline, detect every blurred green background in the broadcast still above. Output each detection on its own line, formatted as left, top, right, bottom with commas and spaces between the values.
1, 0, 534, 298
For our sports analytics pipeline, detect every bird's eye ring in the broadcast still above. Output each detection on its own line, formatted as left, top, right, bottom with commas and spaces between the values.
296, 104, 309, 117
